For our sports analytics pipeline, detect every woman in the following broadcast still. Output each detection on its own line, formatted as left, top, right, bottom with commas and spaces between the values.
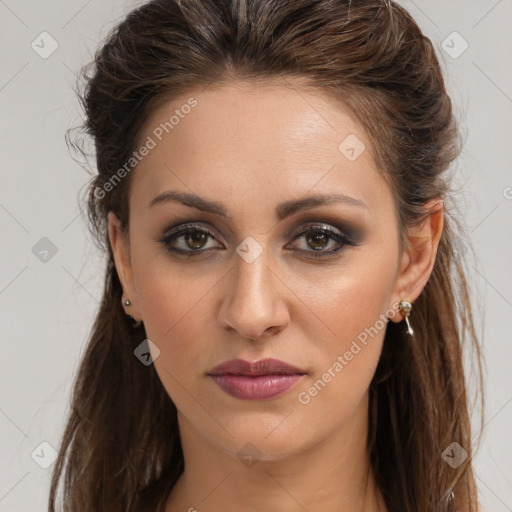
48, 0, 484, 510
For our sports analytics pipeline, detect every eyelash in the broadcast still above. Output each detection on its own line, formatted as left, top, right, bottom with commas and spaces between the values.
157, 222, 358, 259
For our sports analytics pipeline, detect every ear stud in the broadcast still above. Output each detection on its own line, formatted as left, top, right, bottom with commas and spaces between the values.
122, 298, 142, 328
399, 299, 414, 335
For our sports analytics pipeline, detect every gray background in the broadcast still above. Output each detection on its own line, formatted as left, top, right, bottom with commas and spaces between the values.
1, 0, 511, 510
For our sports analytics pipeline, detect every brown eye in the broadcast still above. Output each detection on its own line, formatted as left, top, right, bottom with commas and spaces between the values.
305, 231, 330, 251
158, 224, 222, 256
183, 231, 209, 250
288, 224, 358, 258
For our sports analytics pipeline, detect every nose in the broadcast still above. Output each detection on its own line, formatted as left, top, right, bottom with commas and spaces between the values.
218, 249, 290, 341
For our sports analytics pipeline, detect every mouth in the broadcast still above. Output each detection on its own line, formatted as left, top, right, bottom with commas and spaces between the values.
207, 358, 307, 400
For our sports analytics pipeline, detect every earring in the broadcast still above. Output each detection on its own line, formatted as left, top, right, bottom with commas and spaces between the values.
122, 298, 142, 328
399, 299, 414, 335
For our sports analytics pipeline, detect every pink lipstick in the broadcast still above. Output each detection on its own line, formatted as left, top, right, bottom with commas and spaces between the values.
207, 358, 307, 400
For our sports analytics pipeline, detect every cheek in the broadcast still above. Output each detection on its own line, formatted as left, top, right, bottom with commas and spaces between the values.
293, 306, 386, 427
136, 268, 209, 350
135, 276, 211, 415
132, 256, 222, 402
296, 248, 396, 343
292, 253, 396, 409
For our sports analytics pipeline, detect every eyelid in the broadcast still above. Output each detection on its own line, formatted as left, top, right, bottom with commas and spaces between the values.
290, 222, 353, 240
159, 222, 215, 237
286, 213, 363, 239
158, 220, 352, 243
157, 223, 224, 246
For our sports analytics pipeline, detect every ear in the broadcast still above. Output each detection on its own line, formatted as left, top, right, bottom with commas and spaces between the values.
389, 198, 444, 322
107, 211, 141, 322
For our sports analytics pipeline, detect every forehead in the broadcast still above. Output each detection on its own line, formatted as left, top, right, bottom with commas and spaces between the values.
137, 80, 365, 162
128, 80, 394, 223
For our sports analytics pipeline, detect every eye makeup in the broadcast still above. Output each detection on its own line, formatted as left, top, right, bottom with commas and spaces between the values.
156, 215, 365, 260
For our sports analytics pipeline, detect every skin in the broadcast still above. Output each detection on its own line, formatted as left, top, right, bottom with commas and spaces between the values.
108, 79, 443, 512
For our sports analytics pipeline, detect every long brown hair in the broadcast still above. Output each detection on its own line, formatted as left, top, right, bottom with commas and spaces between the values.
49, 1, 485, 510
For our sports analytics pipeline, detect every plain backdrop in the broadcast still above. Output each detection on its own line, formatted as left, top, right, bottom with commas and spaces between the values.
1, 0, 511, 510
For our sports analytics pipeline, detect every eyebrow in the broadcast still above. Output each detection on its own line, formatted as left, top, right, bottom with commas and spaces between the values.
149, 190, 368, 220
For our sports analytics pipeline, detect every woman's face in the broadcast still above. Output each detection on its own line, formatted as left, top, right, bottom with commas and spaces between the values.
109, 80, 419, 461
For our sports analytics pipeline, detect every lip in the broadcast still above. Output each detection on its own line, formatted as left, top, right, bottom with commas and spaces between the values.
207, 358, 307, 401
209, 374, 305, 400
207, 358, 307, 376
